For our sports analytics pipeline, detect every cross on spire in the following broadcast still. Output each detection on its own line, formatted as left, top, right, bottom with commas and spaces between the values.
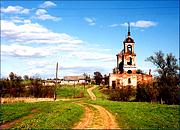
128, 22, 130, 36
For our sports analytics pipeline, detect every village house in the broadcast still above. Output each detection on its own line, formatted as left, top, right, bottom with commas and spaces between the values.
60, 76, 86, 85
43, 79, 61, 86
109, 24, 152, 89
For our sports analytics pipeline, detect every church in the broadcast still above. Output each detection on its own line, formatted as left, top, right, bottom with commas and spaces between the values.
109, 24, 152, 89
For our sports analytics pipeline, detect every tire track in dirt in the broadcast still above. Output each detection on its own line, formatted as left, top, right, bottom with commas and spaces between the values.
73, 103, 94, 129
74, 86, 119, 129
87, 86, 96, 100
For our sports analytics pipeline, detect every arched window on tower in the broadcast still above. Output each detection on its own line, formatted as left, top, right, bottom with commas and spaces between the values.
127, 57, 132, 65
128, 78, 131, 84
127, 45, 132, 54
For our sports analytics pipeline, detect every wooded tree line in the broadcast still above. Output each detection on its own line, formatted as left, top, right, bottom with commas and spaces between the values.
0, 73, 54, 98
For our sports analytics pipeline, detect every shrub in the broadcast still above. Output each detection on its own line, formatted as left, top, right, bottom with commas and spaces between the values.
109, 86, 136, 101
136, 81, 159, 102
136, 79, 179, 104
74, 90, 84, 98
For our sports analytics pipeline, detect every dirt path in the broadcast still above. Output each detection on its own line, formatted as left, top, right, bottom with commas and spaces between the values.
74, 86, 119, 129
87, 86, 96, 100
74, 102, 94, 129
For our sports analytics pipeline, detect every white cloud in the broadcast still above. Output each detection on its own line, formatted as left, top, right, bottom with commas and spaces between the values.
1, 6, 30, 14
1, 42, 83, 58
1, 44, 52, 57
35, 9, 61, 21
2, 42, 115, 77
109, 24, 119, 27
71, 51, 115, 62
10, 16, 31, 24
1, 20, 83, 44
40, 1, 56, 8
84, 17, 96, 26
1, 17, 115, 78
36, 9, 47, 15
121, 20, 157, 28
110, 20, 157, 28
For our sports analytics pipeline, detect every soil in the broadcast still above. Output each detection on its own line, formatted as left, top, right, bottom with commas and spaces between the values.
87, 86, 96, 100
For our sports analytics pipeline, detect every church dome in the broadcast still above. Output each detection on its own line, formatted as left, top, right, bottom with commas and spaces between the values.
123, 37, 135, 43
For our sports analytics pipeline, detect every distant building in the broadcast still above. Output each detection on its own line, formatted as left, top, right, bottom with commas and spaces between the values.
61, 76, 86, 85
43, 79, 61, 86
109, 23, 152, 88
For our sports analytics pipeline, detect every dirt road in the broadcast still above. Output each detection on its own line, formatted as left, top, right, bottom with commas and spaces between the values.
87, 86, 96, 100
74, 86, 119, 129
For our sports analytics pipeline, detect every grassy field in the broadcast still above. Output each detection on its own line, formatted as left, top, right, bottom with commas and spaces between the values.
89, 86, 179, 129
56, 84, 90, 99
21, 80, 31, 85
1, 84, 91, 128
92, 86, 109, 100
1, 85, 179, 129
1, 101, 84, 129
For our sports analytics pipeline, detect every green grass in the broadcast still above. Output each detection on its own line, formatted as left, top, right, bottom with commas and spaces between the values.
92, 85, 109, 100
1, 102, 34, 123
56, 84, 89, 99
21, 80, 31, 85
89, 86, 179, 129
1, 101, 84, 129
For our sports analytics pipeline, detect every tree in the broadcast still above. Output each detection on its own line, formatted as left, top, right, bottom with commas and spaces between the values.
104, 74, 109, 85
94, 71, 103, 85
146, 51, 178, 79
9, 72, 15, 80
23, 75, 29, 80
146, 51, 179, 104
83, 73, 91, 83
136, 69, 143, 74
136, 81, 159, 102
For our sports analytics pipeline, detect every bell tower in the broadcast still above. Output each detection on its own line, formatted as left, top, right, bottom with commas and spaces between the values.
116, 23, 136, 74
110, 23, 152, 88
123, 23, 136, 74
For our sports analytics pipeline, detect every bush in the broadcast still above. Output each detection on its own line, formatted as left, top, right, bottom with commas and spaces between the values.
74, 90, 84, 98
109, 86, 136, 101
136, 80, 179, 104
136, 82, 159, 102
0, 78, 55, 98
157, 79, 179, 105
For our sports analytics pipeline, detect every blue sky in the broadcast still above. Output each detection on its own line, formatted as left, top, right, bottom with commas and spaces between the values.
1, 0, 179, 79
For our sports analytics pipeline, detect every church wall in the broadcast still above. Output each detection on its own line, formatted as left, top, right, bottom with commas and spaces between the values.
121, 75, 137, 87
137, 74, 152, 83
123, 67, 136, 72
109, 73, 152, 88
109, 73, 137, 88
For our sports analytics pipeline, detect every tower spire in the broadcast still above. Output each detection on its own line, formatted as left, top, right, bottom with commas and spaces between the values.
128, 22, 130, 36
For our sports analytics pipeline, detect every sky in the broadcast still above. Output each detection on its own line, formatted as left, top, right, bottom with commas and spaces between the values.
1, 0, 179, 79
